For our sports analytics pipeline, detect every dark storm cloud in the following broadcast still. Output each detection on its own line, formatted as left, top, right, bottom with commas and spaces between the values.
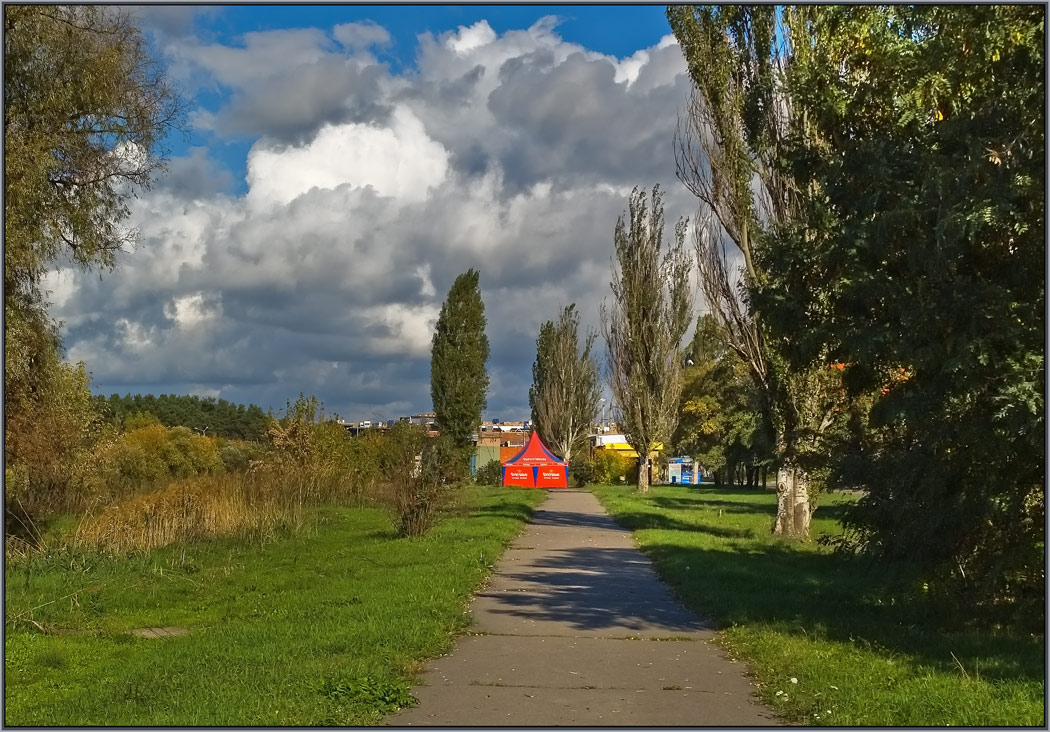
208, 60, 394, 144
487, 50, 691, 192
167, 26, 399, 145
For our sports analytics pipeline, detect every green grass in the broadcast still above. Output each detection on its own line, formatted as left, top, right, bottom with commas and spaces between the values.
591, 484, 1044, 727
4, 486, 546, 726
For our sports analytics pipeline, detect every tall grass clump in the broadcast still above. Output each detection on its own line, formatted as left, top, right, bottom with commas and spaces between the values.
66, 423, 225, 506
74, 474, 288, 553
259, 395, 385, 509
6, 416, 229, 558
9, 391, 464, 556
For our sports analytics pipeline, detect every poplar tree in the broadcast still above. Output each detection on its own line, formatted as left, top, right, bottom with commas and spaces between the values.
668, 5, 846, 536
529, 304, 602, 464
430, 268, 490, 456
601, 186, 693, 493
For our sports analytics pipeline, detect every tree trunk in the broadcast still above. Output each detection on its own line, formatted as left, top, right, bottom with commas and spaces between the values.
637, 454, 650, 493
772, 465, 812, 537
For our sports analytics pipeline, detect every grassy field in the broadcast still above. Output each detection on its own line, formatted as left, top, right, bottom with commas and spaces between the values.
5, 486, 546, 726
591, 484, 1044, 727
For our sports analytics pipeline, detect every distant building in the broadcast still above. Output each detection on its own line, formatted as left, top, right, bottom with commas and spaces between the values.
411, 412, 437, 429
589, 433, 663, 459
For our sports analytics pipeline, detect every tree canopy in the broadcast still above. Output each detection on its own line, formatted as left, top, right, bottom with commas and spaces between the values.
529, 304, 602, 464
4, 5, 182, 513
5, 5, 181, 297
668, 5, 848, 536
602, 186, 693, 493
753, 5, 1044, 612
672, 314, 772, 486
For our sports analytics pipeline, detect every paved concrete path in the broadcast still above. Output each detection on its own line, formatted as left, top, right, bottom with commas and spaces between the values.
389, 489, 779, 726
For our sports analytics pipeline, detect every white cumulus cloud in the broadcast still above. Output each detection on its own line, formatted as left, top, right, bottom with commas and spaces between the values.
245, 107, 449, 209
55, 16, 695, 419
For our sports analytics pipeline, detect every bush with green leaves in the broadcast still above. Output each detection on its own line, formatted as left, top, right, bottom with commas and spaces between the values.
474, 459, 502, 486
568, 457, 594, 488
217, 439, 266, 473
586, 450, 637, 485
381, 426, 461, 537
64, 424, 225, 506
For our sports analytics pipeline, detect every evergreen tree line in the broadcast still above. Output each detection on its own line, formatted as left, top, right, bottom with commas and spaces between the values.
97, 393, 270, 441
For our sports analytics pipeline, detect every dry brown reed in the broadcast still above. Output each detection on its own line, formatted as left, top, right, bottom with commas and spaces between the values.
74, 474, 290, 554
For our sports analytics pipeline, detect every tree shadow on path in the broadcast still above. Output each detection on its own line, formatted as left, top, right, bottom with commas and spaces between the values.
482, 546, 711, 634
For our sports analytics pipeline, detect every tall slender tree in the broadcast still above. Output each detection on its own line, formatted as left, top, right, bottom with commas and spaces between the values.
673, 314, 772, 487
529, 304, 602, 464
668, 5, 846, 536
601, 186, 693, 493
430, 268, 490, 460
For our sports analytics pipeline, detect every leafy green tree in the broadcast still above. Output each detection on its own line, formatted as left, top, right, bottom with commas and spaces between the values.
601, 186, 693, 493
4, 5, 181, 513
673, 315, 772, 486
668, 5, 849, 534
529, 304, 602, 463
430, 269, 490, 463
4, 5, 181, 286
756, 5, 1044, 615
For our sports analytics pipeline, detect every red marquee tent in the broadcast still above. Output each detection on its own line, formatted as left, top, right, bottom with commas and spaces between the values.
501, 431, 569, 488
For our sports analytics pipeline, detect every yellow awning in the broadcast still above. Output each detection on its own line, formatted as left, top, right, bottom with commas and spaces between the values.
596, 442, 663, 458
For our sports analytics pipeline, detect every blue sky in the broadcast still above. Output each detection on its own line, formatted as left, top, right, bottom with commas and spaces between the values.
52, 5, 698, 421
171, 5, 676, 196
205, 5, 674, 58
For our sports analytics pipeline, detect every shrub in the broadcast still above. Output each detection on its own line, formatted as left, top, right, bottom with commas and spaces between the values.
381, 426, 459, 537
587, 450, 637, 485
123, 411, 161, 431
218, 440, 266, 472
5, 361, 104, 516
568, 457, 594, 488
113, 426, 169, 486
474, 459, 502, 486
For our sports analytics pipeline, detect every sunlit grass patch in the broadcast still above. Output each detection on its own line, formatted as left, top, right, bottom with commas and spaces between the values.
4, 486, 545, 726
592, 484, 1044, 727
